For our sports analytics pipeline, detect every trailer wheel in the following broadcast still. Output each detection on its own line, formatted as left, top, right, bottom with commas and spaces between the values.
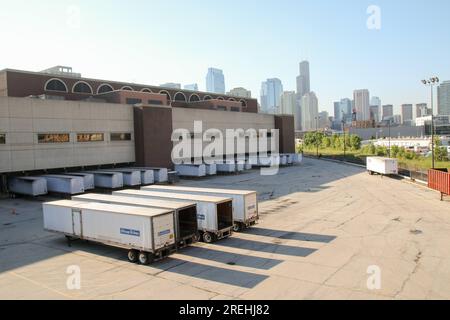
368, 171, 374, 176
202, 232, 214, 243
192, 232, 201, 243
127, 250, 138, 263
232, 223, 242, 233
138, 252, 150, 265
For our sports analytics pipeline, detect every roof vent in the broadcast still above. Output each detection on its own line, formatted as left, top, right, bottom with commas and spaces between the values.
41, 66, 81, 78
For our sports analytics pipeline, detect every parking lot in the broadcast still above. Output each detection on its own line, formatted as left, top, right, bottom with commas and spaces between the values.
0, 158, 449, 300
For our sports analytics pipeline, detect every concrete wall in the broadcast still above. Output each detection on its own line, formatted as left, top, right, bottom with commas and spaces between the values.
172, 107, 276, 159
349, 126, 426, 141
0, 97, 135, 173
0, 71, 7, 97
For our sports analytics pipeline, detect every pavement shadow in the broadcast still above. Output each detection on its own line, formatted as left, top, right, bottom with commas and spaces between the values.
244, 228, 337, 243
153, 257, 269, 289
212, 237, 317, 257
179, 246, 283, 270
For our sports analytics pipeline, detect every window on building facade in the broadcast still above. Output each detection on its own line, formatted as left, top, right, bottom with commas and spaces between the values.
217, 106, 227, 111
231, 107, 240, 112
126, 98, 142, 105
97, 84, 114, 94
0, 134, 5, 144
45, 79, 68, 92
148, 100, 163, 105
77, 133, 104, 142
110, 133, 132, 141
73, 82, 93, 94
38, 133, 70, 144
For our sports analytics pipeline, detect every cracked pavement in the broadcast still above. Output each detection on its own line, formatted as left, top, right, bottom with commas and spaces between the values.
0, 158, 449, 300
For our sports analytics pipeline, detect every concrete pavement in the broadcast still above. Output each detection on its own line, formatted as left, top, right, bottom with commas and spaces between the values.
0, 158, 449, 300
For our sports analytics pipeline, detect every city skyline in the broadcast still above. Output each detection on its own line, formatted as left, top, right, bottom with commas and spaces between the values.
1, 1, 450, 116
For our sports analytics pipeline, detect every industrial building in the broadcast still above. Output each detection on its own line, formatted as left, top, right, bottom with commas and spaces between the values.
0, 66, 295, 190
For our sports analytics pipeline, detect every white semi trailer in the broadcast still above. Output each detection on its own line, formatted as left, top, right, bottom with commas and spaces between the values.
8, 177, 48, 196
73, 193, 199, 248
41, 175, 85, 195
114, 189, 233, 243
366, 157, 399, 176
143, 185, 258, 232
43, 200, 176, 264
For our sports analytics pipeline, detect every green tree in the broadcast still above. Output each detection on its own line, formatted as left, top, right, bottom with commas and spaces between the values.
435, 147, 449, 162
349, 135, 362, 150
391, 145, 400, 158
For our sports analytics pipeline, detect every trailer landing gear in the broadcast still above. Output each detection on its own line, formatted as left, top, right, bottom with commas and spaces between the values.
232, 223, 242, 233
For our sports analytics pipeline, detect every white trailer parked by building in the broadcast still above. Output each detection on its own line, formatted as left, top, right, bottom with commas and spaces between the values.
124, 168, 154, 185
116, 189, 233, 243
366, 157, 399, 176
83, 171, 123, 189
43, 200, 176, 264
143, 185, 258, 232
73, 193, 199, 248
104, 169, 142, 186
62, 173, 95, 190
41, 175, 85, 195
175, 164, 206, 177
133, 167, 168, 183
8, 177, 48, 196
205, 164, 217, 175
216, 161, 236, 173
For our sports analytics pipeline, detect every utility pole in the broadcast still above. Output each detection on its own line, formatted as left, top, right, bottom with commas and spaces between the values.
422, 77, 439, 169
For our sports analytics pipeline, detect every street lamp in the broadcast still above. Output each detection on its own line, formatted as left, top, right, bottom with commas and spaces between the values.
341, 111, 346, 161
388, 119, 391, 158
315, 116, 320, 157
421, 77, 440, 169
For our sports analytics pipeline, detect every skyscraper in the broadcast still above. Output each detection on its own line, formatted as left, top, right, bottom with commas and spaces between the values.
401, 104, 413, 125
334, 98, 352, 122
296, 60, 311, 130
301, 92, 319, 132
206, 68, 225, 94
227, 87, 251, 98
184, 83, 199, 91
438, 81, 450, 115
370, 96, 381, 108
382, 104, 394, 120
416, 103, 430, 118
260, 78, 283, 114
280, 91, 296, 115
353, 89, 370, 121
370, 105, 380, 123
296, 61, 310, 98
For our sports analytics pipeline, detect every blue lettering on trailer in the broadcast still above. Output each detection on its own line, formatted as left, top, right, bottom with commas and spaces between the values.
247, 205, 256, 210
158, 229, 171, 236
197, 214, 206, 220
120, 228, 140, 237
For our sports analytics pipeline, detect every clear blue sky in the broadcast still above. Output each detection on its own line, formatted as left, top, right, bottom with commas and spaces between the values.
1, 0, 449, 115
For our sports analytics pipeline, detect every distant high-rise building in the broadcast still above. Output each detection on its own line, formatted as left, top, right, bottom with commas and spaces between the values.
227, 87, 251, 98
206, 68, 225, 94
296, 61, 310, 99
160, 82, 181, 89
334, 98, 352, 122
416, 103, 431, 118
184, 83, 199, 91
370, 96, 381, 108
382, 104, 394, 120
260, 78, 283, 114
280, 91, 296, 116
295, 60, 311, 131
393, 114, 402, 124
401, 104, 413, 125
370, 105, 380, 123
318, 111, 330, 129
301, 92, 319, 131
438, 81, 450, 115
353, 89, 370, 121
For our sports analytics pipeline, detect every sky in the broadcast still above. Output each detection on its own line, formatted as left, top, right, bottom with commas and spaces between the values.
1, 0, 449, 116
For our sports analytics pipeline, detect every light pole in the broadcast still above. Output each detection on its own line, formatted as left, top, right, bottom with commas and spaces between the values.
421, 77, 440, 169
315, 116, 320, 157
342, 111, 346, 161
388, 119, 391, 158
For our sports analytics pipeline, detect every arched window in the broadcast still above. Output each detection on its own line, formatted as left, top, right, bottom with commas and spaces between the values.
174, 92, 187, 102
72, 81, 93, 94
228, 98, 236, 102
240, 100, 247, 107
189, 94, 201, 102
121, 86, 133, 91
159, 90, 172, 103
45, 78, 68, 92
141, 88, 153, 93
217, 97, 225, 101
203, 95, 213, 101
97, 84, 114, 94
